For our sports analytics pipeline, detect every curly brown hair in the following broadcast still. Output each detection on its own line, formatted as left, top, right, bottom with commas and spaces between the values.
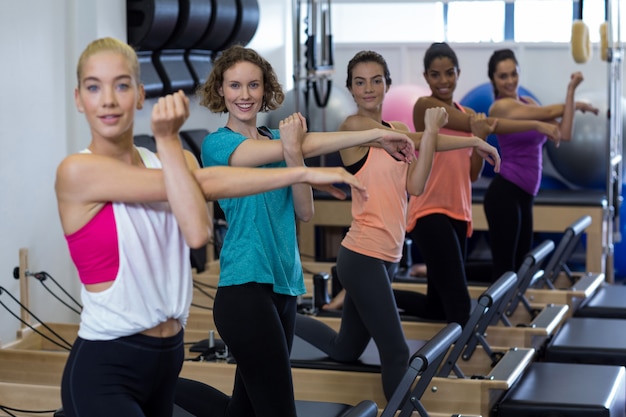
197, 45, 285, 113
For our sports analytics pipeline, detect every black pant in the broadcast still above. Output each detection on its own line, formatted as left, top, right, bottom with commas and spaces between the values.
401, 213, 471, 326
61, 330, 184, 417
295, 246, 409, 401
212, 283, 298, 417
483, 174, 534, 280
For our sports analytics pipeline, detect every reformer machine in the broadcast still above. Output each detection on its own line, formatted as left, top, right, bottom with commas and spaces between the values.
303, 240, 568, 351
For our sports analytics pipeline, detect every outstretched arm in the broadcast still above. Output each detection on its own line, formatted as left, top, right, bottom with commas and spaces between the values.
195, 165, 368, 202
228, 118, 414, 168
302, 124, 415, 163
414, 95, 560, 141
489, 72, 598, 126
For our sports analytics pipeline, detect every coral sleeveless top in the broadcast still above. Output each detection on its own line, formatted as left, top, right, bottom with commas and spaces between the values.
341, 147, 409, 263
407, 103, 474, 235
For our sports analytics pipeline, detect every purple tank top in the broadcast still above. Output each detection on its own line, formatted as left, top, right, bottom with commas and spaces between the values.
495, 99, 547, 196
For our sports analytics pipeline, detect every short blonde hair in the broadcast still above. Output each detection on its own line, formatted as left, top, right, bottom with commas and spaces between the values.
76, 37, 140, 86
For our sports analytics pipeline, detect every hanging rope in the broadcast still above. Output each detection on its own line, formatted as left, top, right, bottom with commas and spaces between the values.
0, 404, 58, 416
191, 280, 215, 310
0, 286, 73, 351
27, 271, 82, 315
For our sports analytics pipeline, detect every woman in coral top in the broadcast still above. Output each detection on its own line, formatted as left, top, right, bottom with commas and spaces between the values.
403, 42, 562, 326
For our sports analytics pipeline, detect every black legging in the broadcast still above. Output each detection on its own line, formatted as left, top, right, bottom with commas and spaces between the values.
400, 213, 471, 327
201, 282, 298, 417
295, 246, 409, 401
483, 174, 534, 281
61, 331, 184, 417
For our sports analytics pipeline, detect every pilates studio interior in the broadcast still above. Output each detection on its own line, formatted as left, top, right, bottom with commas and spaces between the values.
2, 0, 626, 415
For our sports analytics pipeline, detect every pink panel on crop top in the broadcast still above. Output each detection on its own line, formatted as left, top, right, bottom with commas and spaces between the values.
65, 202, 120, 285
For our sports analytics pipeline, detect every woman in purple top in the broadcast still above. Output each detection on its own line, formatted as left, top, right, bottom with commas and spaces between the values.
483, 48, 599, 281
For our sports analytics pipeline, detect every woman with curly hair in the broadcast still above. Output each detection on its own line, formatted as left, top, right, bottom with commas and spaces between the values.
195, 44, 417, 417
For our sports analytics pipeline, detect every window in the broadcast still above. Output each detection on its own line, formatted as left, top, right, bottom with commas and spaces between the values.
331, 2, 444, 43
327, 0, 622, 44
447, 1, 505, 42
514, 0, 573, 42
582, 0, 613, 43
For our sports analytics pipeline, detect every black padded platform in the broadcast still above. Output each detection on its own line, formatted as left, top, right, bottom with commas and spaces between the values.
290, 336, 427, 372
57, 406, 196, 417
545, 317, 626, 366
173, 377, 378, 417
575, 284, 626, 318
494, 362, 626, 417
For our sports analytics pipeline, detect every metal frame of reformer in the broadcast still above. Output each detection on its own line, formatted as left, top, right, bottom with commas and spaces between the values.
385, 215, 604, 323
381, 322, 463, 417
282, 272, 536, 416
297, 240, 568, 352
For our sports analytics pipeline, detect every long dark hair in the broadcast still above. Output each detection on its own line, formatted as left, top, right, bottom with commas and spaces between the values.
487, 48, 518, 97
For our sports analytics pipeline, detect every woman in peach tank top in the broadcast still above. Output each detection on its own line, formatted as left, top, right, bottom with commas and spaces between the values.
295, 50, 501, 401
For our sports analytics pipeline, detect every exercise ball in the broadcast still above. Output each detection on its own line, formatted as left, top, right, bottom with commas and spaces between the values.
265, 83, 356, 133
540, 174, 571, 190
613, 198, 626, 280
460, 82, 540, 177
460, 82, 540, 115
546, 91, 625, 189
381, 84, 430, 132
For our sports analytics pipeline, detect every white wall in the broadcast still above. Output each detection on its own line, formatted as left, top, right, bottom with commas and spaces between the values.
0, 0, 79, 347
0, 0, 621, 346
0, 0, 291, 347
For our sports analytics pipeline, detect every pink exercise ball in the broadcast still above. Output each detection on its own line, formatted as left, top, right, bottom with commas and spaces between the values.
382, 84, 431, 132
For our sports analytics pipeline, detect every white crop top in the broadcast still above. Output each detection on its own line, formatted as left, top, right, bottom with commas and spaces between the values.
77, 147, 192, 340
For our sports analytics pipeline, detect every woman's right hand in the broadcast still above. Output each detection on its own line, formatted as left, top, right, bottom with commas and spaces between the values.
304, 167, 369, 201
537, 121, 561, 141
376, 130, 415, 163
470, 113, 497, 139
474, 140, 501, 173
576, 101, 600, 115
